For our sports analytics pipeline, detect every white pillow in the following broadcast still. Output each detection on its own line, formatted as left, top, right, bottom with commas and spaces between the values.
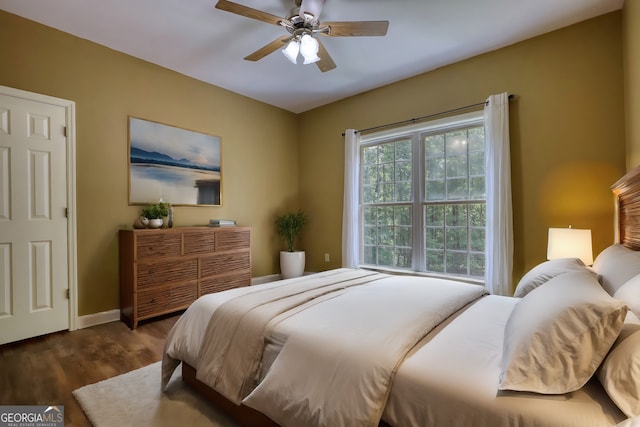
593, 244, 640, 295
499, 270, 627, 394
513, 258, 587, 298
614, 274, 640, 317
597, 312, 640, 417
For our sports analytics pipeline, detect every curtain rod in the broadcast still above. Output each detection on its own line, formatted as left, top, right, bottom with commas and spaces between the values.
343, 93, 516, 136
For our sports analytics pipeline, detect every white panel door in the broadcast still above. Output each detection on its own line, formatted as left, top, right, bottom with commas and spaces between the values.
0, 92, 69, 345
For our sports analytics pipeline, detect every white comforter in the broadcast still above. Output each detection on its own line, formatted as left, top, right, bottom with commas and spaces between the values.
162, 268, 486, 427
383, 295, 626, 427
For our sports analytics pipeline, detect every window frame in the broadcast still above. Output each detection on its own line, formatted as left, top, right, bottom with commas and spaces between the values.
358, 111, 485, 282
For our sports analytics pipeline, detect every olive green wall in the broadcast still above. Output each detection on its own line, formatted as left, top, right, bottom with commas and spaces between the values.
0, 11, 299, 316
298, 12, 625, 289
624, 0, 640, 169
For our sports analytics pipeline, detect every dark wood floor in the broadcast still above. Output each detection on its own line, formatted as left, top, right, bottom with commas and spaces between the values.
0, 314, 180, 427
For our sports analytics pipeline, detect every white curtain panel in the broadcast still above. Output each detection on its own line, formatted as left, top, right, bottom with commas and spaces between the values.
484, 92, 514, 296
342, 129, 360, 268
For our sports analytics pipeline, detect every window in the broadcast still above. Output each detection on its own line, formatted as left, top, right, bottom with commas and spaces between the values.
359, 112, 486, 280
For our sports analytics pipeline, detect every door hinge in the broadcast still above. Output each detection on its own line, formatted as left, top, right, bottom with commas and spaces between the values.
65, 289, 70, 299
63, 126, 67, 137
65, 207, 69, 218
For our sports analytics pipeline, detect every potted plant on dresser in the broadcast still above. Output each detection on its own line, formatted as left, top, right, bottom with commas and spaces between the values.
141, 202, 169, 228
276, 209, 307, 279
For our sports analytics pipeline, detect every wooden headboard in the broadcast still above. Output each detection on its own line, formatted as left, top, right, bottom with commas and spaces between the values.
612, 165, 640, 250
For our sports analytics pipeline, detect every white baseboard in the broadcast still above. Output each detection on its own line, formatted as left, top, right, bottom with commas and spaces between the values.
251, 274, 281, 285
251, 273, 318, 284
76, 309, 121, 329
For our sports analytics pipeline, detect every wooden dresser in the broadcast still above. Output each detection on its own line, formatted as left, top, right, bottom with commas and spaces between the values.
119, 226, 251, 329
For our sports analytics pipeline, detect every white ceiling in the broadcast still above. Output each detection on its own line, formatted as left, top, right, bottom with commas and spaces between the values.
0, 0, 624, 113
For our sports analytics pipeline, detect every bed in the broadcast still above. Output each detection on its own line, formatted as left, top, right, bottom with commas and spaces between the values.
162, 165, 640, 427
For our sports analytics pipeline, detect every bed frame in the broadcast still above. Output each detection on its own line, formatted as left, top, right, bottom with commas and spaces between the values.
181, 164, 640, 427
612, 164, 640, 250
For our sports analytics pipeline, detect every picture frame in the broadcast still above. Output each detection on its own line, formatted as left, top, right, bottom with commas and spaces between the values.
128, 117, 222, 206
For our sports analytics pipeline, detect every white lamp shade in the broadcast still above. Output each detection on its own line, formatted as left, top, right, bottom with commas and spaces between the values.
282, 40, 300, 64
300, 34, 320, 64
547, 227, 593, 265
302, 54, 321, 64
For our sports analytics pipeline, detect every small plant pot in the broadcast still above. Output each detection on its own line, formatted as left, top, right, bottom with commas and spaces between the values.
280, 251, 305, 279
147, 218, 164, 229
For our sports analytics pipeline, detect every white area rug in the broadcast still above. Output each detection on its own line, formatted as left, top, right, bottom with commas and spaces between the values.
73, 362, 240, 427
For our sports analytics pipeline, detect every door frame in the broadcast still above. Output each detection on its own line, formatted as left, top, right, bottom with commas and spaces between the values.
1, 85, 78, 331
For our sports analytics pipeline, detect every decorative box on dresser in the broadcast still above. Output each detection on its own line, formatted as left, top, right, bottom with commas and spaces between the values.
119, 226, 251, 329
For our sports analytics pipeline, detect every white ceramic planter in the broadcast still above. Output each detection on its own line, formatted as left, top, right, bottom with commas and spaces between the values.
147, 218, 164, 229
280, 251, 305, 279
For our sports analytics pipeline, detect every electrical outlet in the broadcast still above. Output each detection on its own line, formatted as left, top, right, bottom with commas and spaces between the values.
324, 253, 330, 262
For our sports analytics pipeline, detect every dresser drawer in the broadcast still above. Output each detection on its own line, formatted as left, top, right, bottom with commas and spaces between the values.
183, 230, 215, 255
136, 258, 198, 289
200, 270, 250, 295
136, 233, 182, 260
137, 282, 197, 319
215, 228, 250, 251
200, 250, 250, 277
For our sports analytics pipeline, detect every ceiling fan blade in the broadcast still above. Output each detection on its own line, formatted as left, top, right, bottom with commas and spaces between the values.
215, 0, 286, 26
323, 21, 389, 37
244, 35, 292, 61
315, 39, 336, 72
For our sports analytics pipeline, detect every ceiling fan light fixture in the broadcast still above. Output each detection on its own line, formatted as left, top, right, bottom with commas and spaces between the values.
302, 53, 320, 64
282, 39, 300, 64
300, 34, 320, 64
215, 0, 389, 72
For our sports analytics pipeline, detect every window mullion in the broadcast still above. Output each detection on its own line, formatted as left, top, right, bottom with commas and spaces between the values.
412, 133, 424, 271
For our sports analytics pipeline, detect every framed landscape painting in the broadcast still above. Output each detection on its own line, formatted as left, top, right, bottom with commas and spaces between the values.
128, 117, 221, 206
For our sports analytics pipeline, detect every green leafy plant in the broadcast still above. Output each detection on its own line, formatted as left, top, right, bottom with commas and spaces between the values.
141, 202, 169, 219
275, 209, 307, 252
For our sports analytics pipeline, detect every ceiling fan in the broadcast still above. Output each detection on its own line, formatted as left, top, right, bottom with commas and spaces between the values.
215, 0, 389, 72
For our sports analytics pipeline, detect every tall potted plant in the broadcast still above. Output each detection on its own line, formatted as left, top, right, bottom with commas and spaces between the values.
276, 209, 307, 279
